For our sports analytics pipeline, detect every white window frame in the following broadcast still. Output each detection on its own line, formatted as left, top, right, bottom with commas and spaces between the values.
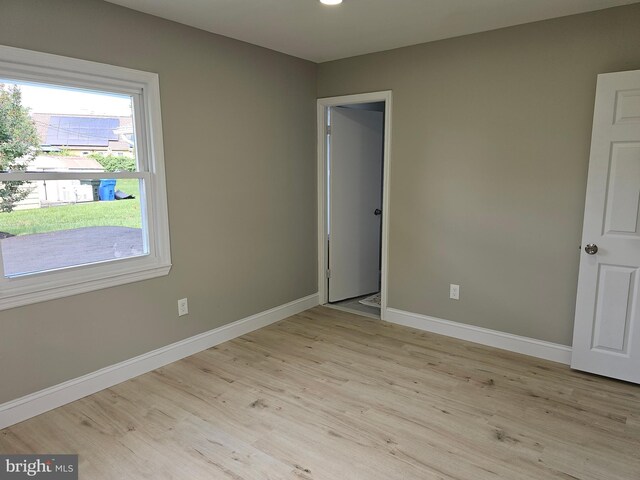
0, 45, 171, 310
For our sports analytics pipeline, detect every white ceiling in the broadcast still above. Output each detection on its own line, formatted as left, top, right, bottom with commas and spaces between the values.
104, 0, 640, 62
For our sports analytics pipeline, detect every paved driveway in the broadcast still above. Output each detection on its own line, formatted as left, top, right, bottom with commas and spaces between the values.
1, 226, 144, 276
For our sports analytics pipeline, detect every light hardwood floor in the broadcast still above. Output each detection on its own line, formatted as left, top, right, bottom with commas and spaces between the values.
1, 306, 639, 479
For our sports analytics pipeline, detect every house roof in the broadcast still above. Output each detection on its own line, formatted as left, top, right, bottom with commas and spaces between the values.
31, 114, 133, 149
29, 155, 105, 172
48, 116, 118, 147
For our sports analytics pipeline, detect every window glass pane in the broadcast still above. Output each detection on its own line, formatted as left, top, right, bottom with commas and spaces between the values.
0, 179, 147, 277
0, 79, 136, 174
0, 79, 149, 277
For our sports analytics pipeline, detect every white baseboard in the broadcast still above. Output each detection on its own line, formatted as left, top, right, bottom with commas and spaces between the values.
0, 293, 319, 430
384, 307, 572, 365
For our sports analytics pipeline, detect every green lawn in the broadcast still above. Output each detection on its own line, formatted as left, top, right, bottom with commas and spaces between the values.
0, 179, 142, 236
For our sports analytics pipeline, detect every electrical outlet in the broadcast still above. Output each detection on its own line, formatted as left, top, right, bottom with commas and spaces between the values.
178, 298, 189, 316
449, 284, 460, 300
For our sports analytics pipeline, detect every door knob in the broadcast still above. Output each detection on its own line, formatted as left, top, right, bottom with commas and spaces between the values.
374, 209, 382, 216
584, 244, 598, 255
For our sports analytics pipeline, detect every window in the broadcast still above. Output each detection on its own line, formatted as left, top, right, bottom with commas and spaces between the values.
0, 46, 171, 310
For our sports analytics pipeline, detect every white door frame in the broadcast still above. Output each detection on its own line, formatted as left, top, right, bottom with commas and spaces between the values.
317, 91, 392, 319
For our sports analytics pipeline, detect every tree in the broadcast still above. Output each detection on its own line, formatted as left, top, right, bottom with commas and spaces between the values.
0, 84, 40, 212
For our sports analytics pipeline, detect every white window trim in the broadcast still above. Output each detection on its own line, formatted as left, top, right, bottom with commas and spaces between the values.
0, 45, 172, 311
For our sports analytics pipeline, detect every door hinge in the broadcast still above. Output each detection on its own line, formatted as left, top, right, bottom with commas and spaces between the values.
326, 125, 331, 135
326, 269, 331, 278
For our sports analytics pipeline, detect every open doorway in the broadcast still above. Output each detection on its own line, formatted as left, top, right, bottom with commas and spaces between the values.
317, 92, 392, 320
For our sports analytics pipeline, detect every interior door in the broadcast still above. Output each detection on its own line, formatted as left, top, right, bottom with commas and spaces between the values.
328, 107, 383, 302
572, 70, 640, 383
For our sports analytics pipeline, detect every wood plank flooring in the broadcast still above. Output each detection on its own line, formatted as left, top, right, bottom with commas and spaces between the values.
1, 306, 639, 479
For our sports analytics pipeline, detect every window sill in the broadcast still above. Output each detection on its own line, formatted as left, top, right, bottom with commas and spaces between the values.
0, 262, 171, 311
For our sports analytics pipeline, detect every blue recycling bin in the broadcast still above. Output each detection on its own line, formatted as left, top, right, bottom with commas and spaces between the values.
99, 179, 117, 201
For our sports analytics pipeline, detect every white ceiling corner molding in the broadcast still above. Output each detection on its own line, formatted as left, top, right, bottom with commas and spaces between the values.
104, 0, 639, 62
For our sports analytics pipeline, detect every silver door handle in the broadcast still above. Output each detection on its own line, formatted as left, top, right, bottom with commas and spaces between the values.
584, 244, 598, 255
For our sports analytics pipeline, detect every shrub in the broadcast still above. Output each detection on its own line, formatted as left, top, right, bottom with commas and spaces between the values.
89, 153, 136, 172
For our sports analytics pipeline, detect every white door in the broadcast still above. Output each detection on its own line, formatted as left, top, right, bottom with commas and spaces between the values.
328, 107, 383, 302
572, 70, 640, 383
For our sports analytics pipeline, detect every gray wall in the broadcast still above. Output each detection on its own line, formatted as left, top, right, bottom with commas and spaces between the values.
0, 0, 317, 404
318, 4, 640, 345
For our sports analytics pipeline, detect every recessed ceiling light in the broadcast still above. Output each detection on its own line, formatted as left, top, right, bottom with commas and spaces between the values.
320, 0, 343, 5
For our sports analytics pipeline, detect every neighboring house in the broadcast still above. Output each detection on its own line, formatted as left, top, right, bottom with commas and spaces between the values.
31, 113, 134, 157
10, 113, 132, 212
14, 155, 105, 210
